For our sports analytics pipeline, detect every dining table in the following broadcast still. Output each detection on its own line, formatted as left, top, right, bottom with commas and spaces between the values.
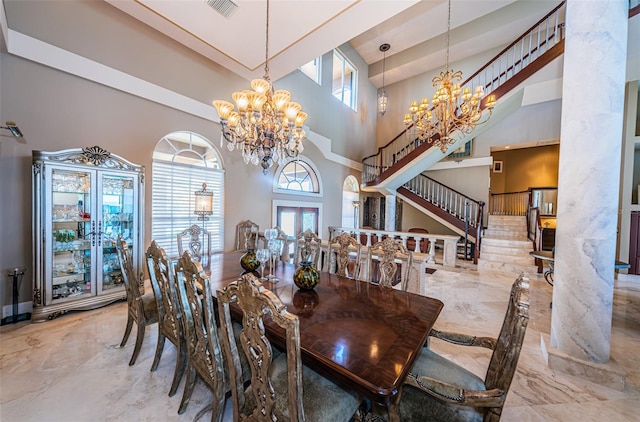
202, 250, 444, 411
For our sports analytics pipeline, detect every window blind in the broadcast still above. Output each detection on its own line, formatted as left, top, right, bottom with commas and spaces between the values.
151, 160, 224, 257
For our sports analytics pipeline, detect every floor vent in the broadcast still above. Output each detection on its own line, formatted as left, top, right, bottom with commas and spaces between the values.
206, 0, 238, 19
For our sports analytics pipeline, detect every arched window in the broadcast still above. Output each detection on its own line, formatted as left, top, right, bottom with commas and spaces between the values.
274, 158, 321, 195
342, 175, 360, 228
152, 131, 224, 256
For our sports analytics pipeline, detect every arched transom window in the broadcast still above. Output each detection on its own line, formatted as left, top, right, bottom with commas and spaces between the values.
276, 159, 320, 194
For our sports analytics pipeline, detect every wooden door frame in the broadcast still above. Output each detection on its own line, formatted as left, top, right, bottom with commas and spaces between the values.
272, 199, 323, 237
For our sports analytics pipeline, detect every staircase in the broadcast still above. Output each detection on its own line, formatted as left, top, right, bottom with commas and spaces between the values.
359, 2, 567, 263
477, 215, 538, 275
361, 1, 566, 192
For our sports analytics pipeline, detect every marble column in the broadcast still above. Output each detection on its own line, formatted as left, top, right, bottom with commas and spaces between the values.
551, 0, 628, 363
384, 194, 396, 232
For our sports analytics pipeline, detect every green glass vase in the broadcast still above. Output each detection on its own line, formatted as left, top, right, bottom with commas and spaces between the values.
293, 261, 319, 290
240, 249, 260, 273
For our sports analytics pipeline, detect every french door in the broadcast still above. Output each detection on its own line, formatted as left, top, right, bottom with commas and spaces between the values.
276, 206, 319, 237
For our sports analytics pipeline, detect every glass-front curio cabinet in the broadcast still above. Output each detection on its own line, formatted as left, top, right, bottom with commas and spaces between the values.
32, 146, 144, 321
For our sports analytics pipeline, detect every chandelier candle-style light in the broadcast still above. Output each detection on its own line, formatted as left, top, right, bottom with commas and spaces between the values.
404, 0, 496, 153
212, 0, 307, 174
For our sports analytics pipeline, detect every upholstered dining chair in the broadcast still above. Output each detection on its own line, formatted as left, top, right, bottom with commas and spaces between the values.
326, 231, 363, 279
177, 224, 211, 266
173, 251, 228, 419
235, 219, 259, 250
217, 273, 361, 421
293, 229, 322, 267
273, 226, 291, 263
366, 237, 414, 291
391, 274, 530, 422
115, 234, 158, 366
146, 240, 186, 397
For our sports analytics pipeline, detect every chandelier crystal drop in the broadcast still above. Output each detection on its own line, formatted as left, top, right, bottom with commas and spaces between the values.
212, 0, 307, 174
404, 0, 496, 153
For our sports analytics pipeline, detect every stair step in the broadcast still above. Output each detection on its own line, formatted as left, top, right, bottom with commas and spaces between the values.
481, 244, 533, 256
488, 215, 527, 226
477, 259, 538, 276
479, 252, 535, 266
484, 228, 527, 237
482, 236, 532, 248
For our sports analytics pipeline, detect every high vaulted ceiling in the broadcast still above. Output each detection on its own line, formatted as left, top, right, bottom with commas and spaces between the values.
108, 0, 559, 87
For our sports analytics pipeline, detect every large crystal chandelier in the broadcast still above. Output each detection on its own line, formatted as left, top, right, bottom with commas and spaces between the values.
404, 0, 496, 153
212, 0, 307, 174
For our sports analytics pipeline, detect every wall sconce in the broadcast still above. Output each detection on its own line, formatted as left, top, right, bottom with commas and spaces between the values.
1, 121, 23, 138
194, 183, 213, 229
377, 43, 390, 116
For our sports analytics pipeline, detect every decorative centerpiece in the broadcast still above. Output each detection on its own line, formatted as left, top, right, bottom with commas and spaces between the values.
240, 249, 260, 273
240, 230, 260, 273
293, 260, 319, 290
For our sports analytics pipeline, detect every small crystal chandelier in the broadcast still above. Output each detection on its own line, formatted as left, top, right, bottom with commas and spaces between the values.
212, 0, 307, 174
377, 43, 390, 116
404, 0, 496, 153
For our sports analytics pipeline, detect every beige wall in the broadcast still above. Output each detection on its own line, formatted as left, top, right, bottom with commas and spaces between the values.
0, 1, 373, 312
401, 202, 458, 236
490, 144, 560, 194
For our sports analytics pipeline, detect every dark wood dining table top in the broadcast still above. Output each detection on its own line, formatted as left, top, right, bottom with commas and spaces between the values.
205, 251, 444, 406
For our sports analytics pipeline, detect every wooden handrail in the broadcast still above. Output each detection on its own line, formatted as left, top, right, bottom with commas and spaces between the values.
461, 1, 566, 87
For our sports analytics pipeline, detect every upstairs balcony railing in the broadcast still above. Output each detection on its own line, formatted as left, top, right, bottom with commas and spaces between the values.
489, 190, 529, 216
362, 1, 567, 184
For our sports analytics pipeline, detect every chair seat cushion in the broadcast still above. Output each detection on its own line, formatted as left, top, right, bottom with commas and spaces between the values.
141, 292, 159, 324
243, 354, 360, 421
398, 347, 486, 422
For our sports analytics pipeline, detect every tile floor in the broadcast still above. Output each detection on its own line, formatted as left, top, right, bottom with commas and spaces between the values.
1, 268, 638, 421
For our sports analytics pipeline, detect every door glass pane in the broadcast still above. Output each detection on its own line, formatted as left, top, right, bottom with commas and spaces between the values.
301, 210, 317, 233
101, 175, 135, 292
51, 169, 92, 302
279, 210, 297, 237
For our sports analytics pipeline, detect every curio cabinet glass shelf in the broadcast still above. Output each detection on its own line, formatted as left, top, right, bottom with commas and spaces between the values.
32, 146, 144, 321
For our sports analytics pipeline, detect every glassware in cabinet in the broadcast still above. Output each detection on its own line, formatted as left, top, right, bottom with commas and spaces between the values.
32, 146, 144, 321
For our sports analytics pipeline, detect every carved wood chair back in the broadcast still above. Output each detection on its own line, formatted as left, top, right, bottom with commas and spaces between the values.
326, 232, 363, 279
115, 234, 158, 366
484, 274, 530, 404
145, 240, 186, 396
236, 219, 259, 250
366, 237, 414, 290
293, 229, 322, 267
218, 273, 304, 421
272, 226, 291, 262
174, 251, 227, 418
218, 274, 364, 421
177, 224, 211, 265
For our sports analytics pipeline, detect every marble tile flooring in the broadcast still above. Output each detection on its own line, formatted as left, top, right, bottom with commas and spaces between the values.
1, 269, 638, 421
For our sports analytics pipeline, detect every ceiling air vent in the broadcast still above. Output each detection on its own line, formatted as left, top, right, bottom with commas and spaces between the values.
206, 0, 239, 19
